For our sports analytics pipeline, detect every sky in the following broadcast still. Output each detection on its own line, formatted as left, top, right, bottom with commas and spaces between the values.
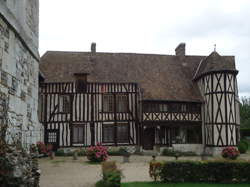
39, 0, 250, 97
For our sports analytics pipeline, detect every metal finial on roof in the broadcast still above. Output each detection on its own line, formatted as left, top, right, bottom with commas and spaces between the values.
214, 44, 216, 52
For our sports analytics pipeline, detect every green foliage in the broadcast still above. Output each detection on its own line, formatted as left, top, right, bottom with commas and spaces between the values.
122, 182, 250, 187
55, 149, 64, 156
238, 140, 249, 154
160, 160, 250, 183
100, 161, 122, 187
108, 148, 124, 156
103, 170, 122, 187
240, 97, 250, 128
241, 128, 250, 138
0, 156, 14, 185
162, 149, 197, 157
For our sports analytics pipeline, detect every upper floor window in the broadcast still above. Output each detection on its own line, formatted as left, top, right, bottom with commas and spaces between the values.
102, 94, 128, 113
60, 95, 70, 113
116, 94, 128, 112
74, 73, 87, 92
103, 94, 114, 112
159, 104, 168, 112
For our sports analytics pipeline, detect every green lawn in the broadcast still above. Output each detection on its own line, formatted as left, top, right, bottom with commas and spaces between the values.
122, 182, 250, 187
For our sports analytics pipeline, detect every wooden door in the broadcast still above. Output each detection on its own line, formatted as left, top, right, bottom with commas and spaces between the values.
47, 130, 59, 151
143, 127, 155, 150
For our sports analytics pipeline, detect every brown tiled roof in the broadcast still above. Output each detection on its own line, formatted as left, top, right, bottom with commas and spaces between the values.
193, 51, 236, 80
40, 51, 236, 102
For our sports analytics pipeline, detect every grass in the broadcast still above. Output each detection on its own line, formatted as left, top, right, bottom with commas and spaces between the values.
122, 182, 250, 187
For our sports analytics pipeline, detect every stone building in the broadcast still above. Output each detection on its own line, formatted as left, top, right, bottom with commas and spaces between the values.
0, 0, 41, 149
40, 43, 240, 155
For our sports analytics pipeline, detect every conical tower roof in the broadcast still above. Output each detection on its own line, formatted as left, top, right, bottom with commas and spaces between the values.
193, 51, 237, 80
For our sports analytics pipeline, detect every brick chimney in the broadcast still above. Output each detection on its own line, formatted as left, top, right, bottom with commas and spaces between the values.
91, 42, 96, 53
175, 43, 185, 56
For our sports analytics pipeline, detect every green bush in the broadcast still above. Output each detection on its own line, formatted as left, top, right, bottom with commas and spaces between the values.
108, 149, 123, 156
55, 149, 64, 156
100, 161, 122, 187
241, 128, 250, 138
162, 149, 197, 157
103, 170, 121, 187
238, 140, 248, 154
160, 160, 250, 183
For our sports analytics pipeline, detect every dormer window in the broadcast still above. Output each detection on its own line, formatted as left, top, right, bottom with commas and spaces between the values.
74, 73, 88, 92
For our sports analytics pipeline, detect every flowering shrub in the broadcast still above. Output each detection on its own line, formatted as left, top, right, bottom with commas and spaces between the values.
149, 161, 163, 181
86, 143, 108, 162
221, 146, 240, 160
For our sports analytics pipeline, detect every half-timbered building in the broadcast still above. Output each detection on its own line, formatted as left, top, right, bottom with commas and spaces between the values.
39, 43, 240, 154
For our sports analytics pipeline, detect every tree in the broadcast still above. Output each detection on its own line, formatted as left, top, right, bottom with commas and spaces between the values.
240, 97, 250, 128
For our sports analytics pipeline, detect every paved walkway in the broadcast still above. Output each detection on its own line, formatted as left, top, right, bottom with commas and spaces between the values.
39, 154, 250, 187
39, 156, 174, 187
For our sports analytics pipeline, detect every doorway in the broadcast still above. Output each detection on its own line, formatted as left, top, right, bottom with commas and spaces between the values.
143, 127, 155, 150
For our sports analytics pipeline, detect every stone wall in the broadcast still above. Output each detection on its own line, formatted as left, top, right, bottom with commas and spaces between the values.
0, 1, 41, 149
0, 146, 40, 187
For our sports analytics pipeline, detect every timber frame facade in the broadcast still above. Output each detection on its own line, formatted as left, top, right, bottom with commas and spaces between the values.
39, 82, 140, 149
39, 43, 240, 153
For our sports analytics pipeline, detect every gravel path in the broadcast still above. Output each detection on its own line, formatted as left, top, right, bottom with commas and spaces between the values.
39, 154, 250, 187
39, 156, 176, 187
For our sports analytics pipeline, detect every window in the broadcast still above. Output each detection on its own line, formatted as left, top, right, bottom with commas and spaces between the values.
103, 94, 114, 112
186, 126, 202, 143
103, 123, 129, 143
74, 73, 87, 92
181, 104, 187, 112
116, 94, 128, 112
188, 104, 201, 113
117, 123, 129, 143
73, 125, 84, 144
159, 104, 168, 112
1, 71, 8, 86
60, 95, 70, 113
103, 94, 128, 113
169, 104, 181, 112
103, 124, 114, 143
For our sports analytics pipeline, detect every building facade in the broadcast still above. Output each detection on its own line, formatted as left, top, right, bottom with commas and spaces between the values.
0, 0, 41, 149
40, 43, 240, 155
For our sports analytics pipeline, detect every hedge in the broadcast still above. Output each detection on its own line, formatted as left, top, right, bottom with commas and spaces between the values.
160, 161, 250, 183
241, 128, 250, 138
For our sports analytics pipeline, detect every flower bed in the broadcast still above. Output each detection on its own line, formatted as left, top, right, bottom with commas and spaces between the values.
86, 143, 108, 162
221, 147, 240, 160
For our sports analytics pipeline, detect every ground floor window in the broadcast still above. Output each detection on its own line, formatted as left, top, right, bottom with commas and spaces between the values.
171, 126, 202, 144
103, 123, 129, 143
73, 125, 84, 144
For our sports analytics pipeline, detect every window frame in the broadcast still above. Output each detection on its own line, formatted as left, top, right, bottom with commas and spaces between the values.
102, 123, 129, 143
102, 94, 114, 113
102, 93, 128, 113
72, 124, 85, 144
60, 95, 71, 114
